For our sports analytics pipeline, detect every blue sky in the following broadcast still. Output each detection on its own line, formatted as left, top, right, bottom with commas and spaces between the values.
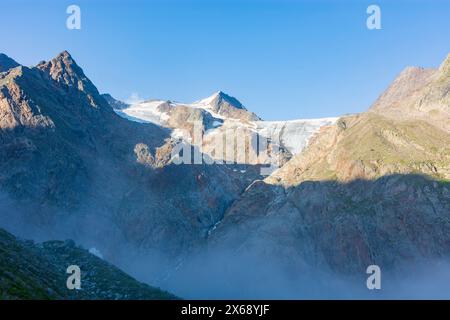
1, 0, 449, 120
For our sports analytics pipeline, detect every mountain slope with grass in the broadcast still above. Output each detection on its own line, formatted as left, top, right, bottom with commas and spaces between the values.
0, 228, 177, 299
0, 51, 259, 261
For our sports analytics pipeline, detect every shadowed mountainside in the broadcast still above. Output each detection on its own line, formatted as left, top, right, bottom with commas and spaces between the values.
0, 51, 260, 265
1, 51, 449, 298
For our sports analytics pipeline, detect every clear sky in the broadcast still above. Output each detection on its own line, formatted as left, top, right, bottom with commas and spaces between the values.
1, 0, 449, 120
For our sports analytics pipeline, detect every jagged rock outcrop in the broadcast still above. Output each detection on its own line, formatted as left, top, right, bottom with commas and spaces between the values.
0, 51, 257, 266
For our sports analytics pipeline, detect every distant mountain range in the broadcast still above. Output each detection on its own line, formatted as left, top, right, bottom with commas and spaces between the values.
0, 50, 449, 299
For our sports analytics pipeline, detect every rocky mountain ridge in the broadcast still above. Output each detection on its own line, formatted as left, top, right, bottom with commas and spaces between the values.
0, 228, 177, 299
1, 51, 449, 298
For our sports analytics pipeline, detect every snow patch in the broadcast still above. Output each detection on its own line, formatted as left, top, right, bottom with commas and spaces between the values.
114, 94, 339, 157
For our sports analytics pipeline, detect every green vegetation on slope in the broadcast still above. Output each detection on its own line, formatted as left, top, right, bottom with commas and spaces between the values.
0, 228, 177, 300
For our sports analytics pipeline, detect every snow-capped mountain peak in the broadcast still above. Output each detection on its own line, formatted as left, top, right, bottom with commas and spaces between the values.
111, 92, 337, 161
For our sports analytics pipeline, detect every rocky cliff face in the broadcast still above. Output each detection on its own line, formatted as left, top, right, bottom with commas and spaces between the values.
0, 228, 177, 299
0, 54, 19, 73
102, 93, 129, 110
0, 52, 257, 268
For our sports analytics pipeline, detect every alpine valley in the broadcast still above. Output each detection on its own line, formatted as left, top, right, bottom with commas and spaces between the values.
0, 51, 449, 299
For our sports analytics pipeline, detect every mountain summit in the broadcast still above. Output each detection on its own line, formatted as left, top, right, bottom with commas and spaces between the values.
196, 91, 260, 121
36, 51, 102, 103
210, 54, 450, 279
